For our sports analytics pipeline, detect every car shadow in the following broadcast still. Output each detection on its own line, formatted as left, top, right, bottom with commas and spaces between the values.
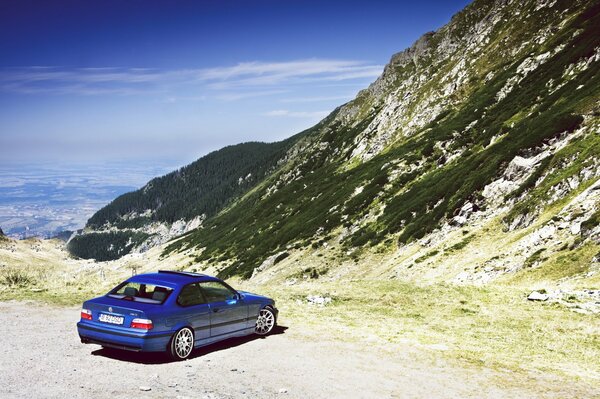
90, 325, 288, 364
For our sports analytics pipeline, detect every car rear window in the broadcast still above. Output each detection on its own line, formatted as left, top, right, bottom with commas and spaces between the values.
107, 282, 173, 304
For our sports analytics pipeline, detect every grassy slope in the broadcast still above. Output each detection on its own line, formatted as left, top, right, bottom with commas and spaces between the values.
166, 0, 600, 279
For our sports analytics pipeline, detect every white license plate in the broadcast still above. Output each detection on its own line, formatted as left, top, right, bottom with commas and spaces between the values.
99, 313, 124, 325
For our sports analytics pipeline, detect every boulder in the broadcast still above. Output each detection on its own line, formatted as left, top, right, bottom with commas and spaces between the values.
306, 295, 332, 306
527, 291, 549, 301
504, 156, 539, 180
451, 201, 479, 226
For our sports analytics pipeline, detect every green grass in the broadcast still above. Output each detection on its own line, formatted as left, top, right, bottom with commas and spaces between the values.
238, 279, 600, 383
447, 234, 475, 251
415, 249, 440, 263
524, 248, 546, 268
507, 241, 600, 286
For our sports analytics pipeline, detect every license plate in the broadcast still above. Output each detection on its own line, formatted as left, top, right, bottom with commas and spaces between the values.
99, 313, 124, 325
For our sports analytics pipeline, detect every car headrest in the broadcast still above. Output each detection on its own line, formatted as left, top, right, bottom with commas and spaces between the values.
152, 291, 167, 301
124, 287, 138, 297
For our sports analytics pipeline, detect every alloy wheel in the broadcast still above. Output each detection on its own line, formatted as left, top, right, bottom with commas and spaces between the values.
255, 308, 275, 335
174, 328, 194, 359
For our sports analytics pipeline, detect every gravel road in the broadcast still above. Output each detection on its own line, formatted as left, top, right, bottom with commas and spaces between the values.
0, 301, 596, 399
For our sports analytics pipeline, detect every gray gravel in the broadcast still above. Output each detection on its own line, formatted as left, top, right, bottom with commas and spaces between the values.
0, 301, 596, 399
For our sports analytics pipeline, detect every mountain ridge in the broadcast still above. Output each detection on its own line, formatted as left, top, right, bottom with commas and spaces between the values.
71, 0, 600, 289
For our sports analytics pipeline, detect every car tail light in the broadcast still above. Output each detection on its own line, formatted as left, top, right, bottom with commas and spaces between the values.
81, 308, 92, 320
131, 318, 153, 330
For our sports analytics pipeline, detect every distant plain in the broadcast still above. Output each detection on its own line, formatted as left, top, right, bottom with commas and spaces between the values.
0, 161, 177, 238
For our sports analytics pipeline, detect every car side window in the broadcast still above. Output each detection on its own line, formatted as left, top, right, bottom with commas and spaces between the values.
199, 281, 237, 303
177, 283, 206, 307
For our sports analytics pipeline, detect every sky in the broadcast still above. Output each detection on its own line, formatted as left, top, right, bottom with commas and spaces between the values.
0, 0, 471, 167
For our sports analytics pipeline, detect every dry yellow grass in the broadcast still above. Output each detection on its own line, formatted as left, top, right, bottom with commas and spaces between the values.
234, 279, 600, 384
1, 234, 598, 387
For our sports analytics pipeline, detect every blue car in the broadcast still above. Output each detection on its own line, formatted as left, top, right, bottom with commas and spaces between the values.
77, 270, 278, 360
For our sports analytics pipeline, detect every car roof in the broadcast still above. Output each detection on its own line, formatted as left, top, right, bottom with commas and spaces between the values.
128, 270, 221, 288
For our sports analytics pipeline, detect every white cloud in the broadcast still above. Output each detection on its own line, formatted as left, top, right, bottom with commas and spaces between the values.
264, 109, 330, 119
160, 95, 207, 103
280, 94, 354, 103
201, 60, 382, 89
216, 89, 287, 101
0, 59, 383, 96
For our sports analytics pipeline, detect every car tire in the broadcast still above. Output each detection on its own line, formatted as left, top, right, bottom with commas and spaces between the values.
255, 307, 276, 336
169, 327, 195, 360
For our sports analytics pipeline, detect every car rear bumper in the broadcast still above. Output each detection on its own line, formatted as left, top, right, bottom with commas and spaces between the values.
77, 322, 171, 352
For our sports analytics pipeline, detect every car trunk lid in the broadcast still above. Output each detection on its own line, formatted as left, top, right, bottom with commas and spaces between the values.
84, 296, 157, 329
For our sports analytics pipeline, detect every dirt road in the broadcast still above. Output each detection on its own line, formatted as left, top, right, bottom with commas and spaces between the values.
0, 301, 596, 399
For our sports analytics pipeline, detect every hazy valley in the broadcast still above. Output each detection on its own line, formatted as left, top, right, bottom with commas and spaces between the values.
0, 161, 176, 239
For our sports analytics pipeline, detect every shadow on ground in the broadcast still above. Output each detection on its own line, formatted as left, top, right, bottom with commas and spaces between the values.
90, 325, 288, 364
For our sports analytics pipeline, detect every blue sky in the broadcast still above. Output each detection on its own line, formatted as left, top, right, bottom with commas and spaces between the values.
0, 0, 470, 166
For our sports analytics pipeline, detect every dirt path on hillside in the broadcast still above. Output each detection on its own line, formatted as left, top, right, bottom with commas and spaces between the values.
0, 301, 596, 399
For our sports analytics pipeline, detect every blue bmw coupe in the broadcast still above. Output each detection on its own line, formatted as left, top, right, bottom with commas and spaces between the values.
77, 270, 278, 360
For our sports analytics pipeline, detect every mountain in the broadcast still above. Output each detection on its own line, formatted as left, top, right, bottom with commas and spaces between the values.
67, 128, 325, 261
71, 0, 600, 285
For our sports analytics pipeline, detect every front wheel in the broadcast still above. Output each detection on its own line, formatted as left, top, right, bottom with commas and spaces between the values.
255, 307, 276, 335
169, 327, 194, 360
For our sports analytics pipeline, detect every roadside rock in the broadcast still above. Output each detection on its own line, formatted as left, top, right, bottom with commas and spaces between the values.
527, 291, 549, 301
306, 295, 332, 306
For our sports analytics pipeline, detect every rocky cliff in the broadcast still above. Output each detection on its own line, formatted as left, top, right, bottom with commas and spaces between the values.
74, 0, 600, 295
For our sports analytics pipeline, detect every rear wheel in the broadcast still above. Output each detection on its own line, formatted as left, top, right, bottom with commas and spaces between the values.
169, 327, 194, 360
255, 307, 276, 335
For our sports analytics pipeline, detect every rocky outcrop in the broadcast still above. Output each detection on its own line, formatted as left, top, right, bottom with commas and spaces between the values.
529, 289, 600, 314
251, 251, 289, 278
131, 215, 206, 253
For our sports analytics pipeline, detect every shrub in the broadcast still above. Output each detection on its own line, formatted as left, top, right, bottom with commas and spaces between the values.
1, 268, 34, 287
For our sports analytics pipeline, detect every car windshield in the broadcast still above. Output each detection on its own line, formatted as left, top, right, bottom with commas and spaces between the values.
107, 281, 173, 304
